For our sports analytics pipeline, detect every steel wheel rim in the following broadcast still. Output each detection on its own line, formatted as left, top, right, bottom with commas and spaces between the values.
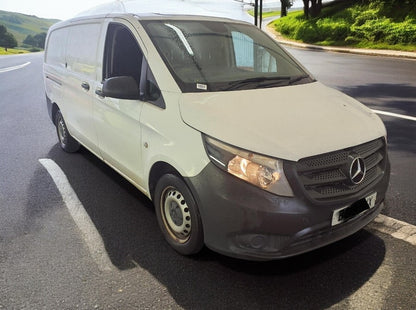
161, 186, 192, 243
57, 116, 67, 146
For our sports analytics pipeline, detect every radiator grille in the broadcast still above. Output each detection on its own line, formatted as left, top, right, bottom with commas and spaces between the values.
294, 138, 386, 201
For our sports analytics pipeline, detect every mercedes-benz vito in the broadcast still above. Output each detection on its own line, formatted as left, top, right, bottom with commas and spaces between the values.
44, 9, 390, 260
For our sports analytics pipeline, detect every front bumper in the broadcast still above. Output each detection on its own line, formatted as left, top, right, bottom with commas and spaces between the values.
185, 160, 390, 261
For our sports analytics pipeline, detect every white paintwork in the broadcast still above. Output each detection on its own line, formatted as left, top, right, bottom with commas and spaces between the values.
179, 82, 386, 161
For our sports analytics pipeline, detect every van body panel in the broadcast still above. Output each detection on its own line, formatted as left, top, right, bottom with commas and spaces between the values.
94, 95, 145, 184
179, 81, 386, 161
93, 18, 145, 186
140, 91, 210, 185
47, 21, 104, 155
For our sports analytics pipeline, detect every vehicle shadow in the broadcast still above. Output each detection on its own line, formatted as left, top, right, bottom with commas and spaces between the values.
38, 144, 386, 309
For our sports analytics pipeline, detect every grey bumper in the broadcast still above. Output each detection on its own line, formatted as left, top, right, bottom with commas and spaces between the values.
185, 160, 390, 261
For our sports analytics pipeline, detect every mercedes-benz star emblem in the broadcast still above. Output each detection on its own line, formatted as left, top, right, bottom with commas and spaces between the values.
349, 157, 366, 185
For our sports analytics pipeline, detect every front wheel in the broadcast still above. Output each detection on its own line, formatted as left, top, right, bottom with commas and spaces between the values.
55, 110, 80, 153
154, 174, 204, 255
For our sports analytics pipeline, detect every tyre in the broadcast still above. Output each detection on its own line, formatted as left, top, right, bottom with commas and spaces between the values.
55, 110, 80, 153
154, 174, 204, 255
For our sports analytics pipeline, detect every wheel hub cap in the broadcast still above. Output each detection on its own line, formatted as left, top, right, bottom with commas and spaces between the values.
163, 189, 192, 240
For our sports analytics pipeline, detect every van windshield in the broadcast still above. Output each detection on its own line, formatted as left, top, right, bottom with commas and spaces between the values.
141, 19, 314, 92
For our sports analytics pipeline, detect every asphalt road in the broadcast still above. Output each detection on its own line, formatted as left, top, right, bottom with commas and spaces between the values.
0, 51, 415, 309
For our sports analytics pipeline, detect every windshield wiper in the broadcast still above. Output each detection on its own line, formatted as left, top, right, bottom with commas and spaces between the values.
288, 75, 314, 85
224, 76, 291, 91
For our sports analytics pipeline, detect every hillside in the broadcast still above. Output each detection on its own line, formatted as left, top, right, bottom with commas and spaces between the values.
0, 10, 59, 46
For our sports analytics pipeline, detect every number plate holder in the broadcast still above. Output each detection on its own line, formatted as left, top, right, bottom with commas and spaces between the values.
332, 192, 377, 226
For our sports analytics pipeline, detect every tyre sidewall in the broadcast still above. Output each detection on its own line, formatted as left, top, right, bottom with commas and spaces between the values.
154, 174, 204, 255
55, 110, 80, 153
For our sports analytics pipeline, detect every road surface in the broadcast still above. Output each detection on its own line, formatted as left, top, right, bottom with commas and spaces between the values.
0, 50, 415, 309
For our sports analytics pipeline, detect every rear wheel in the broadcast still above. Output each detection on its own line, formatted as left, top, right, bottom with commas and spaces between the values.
154, 174, 204, 255
55, 110, 80, 153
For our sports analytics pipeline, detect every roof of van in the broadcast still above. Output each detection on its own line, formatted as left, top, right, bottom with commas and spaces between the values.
75, 0, 253, 23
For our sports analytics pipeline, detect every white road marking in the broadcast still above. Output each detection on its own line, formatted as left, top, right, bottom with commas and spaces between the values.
372, 109, 416, 122
0, 61, 31, 73
369, 214, 416, 246
39, 158, 115, 272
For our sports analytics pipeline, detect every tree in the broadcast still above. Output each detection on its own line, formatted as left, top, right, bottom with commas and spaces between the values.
34, 32, 47, 48
0, 24, 18, 51
280, 0, 293, 17
303, 0, 323, 19
24, 32, 47, 48
23, 34, 36, 46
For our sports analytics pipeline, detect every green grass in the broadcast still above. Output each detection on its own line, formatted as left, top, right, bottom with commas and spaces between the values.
247, 10, 281, 18
271, 0, 416, 52
0, 47, 29, 55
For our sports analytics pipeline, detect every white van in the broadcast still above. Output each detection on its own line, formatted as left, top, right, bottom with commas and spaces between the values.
43, 7, 390, 260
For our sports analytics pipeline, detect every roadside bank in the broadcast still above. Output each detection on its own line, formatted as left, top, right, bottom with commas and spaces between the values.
264, 18, 416, 60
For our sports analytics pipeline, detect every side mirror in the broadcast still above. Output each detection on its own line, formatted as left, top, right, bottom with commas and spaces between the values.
99, 76, 140, 100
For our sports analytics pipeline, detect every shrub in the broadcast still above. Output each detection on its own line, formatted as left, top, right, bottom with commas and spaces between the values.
294, 22, 321, 43
317, 18, 350, 41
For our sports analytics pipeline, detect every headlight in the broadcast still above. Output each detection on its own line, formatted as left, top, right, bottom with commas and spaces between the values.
203, 135, 294, 197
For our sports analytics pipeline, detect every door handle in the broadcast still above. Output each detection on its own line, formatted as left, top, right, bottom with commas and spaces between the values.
81, 82, 90, 91
95, 89, 105, 98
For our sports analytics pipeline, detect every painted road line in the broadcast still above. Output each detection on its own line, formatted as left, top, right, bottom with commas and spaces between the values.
372, 109, 416, 122
369, 214, 416, 246
0, 61, 31, 73
39, 158, 115, 272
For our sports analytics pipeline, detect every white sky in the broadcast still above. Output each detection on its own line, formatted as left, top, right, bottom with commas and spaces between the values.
0, 0, 116, 20
0, 0, 301, 21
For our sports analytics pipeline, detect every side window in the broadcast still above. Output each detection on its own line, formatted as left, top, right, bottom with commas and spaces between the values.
45, 27, 69, 66
66, 23, 101, 78
231, 31, 277, 73
232, 31, 254, 70
103, 23, 165, 108
103, 23, 143, 84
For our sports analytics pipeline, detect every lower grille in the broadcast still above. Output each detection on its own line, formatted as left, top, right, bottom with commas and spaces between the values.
293, 138, 387, 202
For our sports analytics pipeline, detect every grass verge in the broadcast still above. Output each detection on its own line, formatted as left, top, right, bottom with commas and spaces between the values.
0, 48, 29, 55
271, 0, 416, 52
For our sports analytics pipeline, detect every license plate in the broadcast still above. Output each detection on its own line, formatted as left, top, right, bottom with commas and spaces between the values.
332, 192, 377, 226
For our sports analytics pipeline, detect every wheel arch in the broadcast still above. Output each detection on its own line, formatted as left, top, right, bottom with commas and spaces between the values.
46, 94, 60, 126
51, 102, 60, 126
148, 161, 182, 201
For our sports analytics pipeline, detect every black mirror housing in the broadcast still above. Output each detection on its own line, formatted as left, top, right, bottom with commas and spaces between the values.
101, 76, 140, 100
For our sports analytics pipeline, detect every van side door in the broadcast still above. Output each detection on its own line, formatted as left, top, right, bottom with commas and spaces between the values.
93, 21, 146, 186
63, 22, 103, 155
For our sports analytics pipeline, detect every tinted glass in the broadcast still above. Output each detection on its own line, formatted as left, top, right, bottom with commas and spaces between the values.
142, 20, 313, 92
